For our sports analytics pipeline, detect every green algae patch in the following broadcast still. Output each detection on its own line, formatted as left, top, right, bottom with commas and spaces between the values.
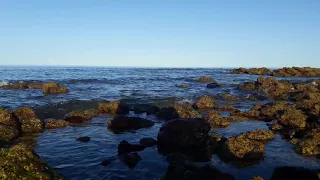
0, 144, 64, 180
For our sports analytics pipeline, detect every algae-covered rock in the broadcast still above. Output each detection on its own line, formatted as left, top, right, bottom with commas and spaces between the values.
219, 135, 265, 161
215, 105, 236, 111
98, 101, 129, 114
205, 110, 231, 128
0, 144, 64, 179
251, 176, 264, 180
20, 118, 44, 133
65, 109, 99, 123
0, 108, 20, 141
198, 76, 216, 83
240, 129, 275, 142
14, 107, 37, 119
218, 93, 239, 100
231, 67, 272, 75
157, 105, 202, 120
42, 82, 69, 95
277, 109, 308, 128
45, 119, 69, 129
193, 96, 215, 109
293, 129, 320, 156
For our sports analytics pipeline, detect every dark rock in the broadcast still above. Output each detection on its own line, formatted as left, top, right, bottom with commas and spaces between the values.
118, 140, 145, 155
198, 76, 216, 83
146, 105, 160, 115
193, 96, 216, 109
45, 119, 69, 129
271, 166, 320, 180
206, 82, 221, 89
42, 82, 69, 95
166, 152, 187, 165
100, 159, 112, 166
119, 152, 142, 168
108, 116, 154, 131
164, 164, 235, 180
157, 105, 201, 120
65, 109, 99, 123
139, 137, 157, 147
77, 136, 90, 142
157, 118, 211, 162
98, 101, 129, 114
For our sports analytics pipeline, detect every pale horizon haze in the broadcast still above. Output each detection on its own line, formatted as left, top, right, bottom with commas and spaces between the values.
0, 0, 319, 68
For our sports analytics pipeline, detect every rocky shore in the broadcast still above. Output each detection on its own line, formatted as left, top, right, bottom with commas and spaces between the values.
0, 67, 320, 179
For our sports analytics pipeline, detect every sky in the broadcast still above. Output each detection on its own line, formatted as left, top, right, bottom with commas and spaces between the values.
0, 0, 319, 68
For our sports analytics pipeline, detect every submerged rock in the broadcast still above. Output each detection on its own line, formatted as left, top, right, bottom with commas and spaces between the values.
133, 104, 160, 115
118, 140, 145, 155
45, 119, 69, 129
98, 101, 129, 114
0, 108, 20, 141
271, 166, 320, 180
178, 84, 190, 88
206, 82, 221, 89
108, 116, 154, 131
65, 109, 99, 123
157, 105, 202, 120
193, 96, 216, 109
218, 93, 239, 100
157, 118, 211, 162
0, 144, 63, 179
198, 76, 216, 83
42, 82, 69, 95
139, 137, 157, 147
219, 135, 265, 161
119, 152, 142, 168
76, 136, 90, 142
164, 164, 235, 180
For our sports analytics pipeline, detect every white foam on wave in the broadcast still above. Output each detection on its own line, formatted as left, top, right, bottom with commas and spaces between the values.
0, 80, 9, 86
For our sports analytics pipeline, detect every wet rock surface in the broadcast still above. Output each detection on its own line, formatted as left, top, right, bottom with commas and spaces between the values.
108, 116, 154, 131
193, 95, 216, 109
118, 140, 145, 155
98, 101, 129, 114
119, 152, 142, 168
0, 108, 20, 141
42, 82, 69, 95
205, 110, 231, 128
139, 137, 157, 147
76, 136, 91, 142
157, 105, 202, 120
45, 119, 69, 129
198, 76, 216, 83
64, 109, 99, 123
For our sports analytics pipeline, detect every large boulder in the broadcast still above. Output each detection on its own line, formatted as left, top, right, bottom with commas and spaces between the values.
193, 96, 215, 109
271, 166, 320, 180
98, 101, 129, 114
205, 110, 231, 128
198, 76, 216, 83
164, 164, 235, 180
0, 108, 20, 141
157, 105, 202, 120
219, 135, 265, 161
42, 82, 69, 95
277, 109, 308, 128
293, 129, 320, 156
0, 144, 63, 179
45, 119, 69, 129
13, 107, 43, 133
108, 116, 154, 131
157, 118, 211, 161
65, 109, 99, 123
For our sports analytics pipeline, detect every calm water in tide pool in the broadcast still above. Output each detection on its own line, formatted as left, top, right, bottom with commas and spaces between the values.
0, 66, 319, 180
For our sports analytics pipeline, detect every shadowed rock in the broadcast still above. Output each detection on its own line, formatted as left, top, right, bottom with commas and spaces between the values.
14, 107, 37, 119
157, 105, 202, 120
139, 137, 157, 147
206, 82, 221, 88
271, 166, 320, 180
108, 116, 154, 131
119, 152, 142, 168
118, 140, 145, 155
77, 136, 90, 142
0, 109, 20, 141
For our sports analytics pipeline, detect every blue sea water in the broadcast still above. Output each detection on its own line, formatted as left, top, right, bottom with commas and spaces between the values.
0, 66, 319, 180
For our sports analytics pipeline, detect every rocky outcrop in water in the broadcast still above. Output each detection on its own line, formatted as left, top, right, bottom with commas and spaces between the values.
178, 84, 190, 88
108, 116, 154, 131
98, 101, 129, 114
231, 67, 320, 77
13, 107, 43, 133
45, 119, 69, 129
292, 129, 320, 157
0, 108, 20, 141
198, 76, 216, 83
206, 82, 221, 88
193, 95, 215, 109
42, 82, 69, 95
118, 140, 145, 155
64, 109, 99, 123
119, 152, 142, 168
157, 118, 212, 162
139, 137, 157, 147
157, 105, 202, 120
205, 110, 231, 128
0, 144, 63, 179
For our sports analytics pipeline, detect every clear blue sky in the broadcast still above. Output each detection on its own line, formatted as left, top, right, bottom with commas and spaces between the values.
0, 0, 319, 67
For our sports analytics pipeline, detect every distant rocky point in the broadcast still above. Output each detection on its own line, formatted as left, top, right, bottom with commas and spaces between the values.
231, 67, 320, 77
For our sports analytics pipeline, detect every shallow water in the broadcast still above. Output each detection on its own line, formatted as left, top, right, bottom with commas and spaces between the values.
1, 67, 320, 180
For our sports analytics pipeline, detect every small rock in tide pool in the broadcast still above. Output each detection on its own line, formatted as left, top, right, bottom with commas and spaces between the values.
139, 137, 157, 147
118, 140, 145, 155
119, 152, 142, 168
206, 82, 221, 88
76, 136, 90, 142
100, 159, 112, 166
